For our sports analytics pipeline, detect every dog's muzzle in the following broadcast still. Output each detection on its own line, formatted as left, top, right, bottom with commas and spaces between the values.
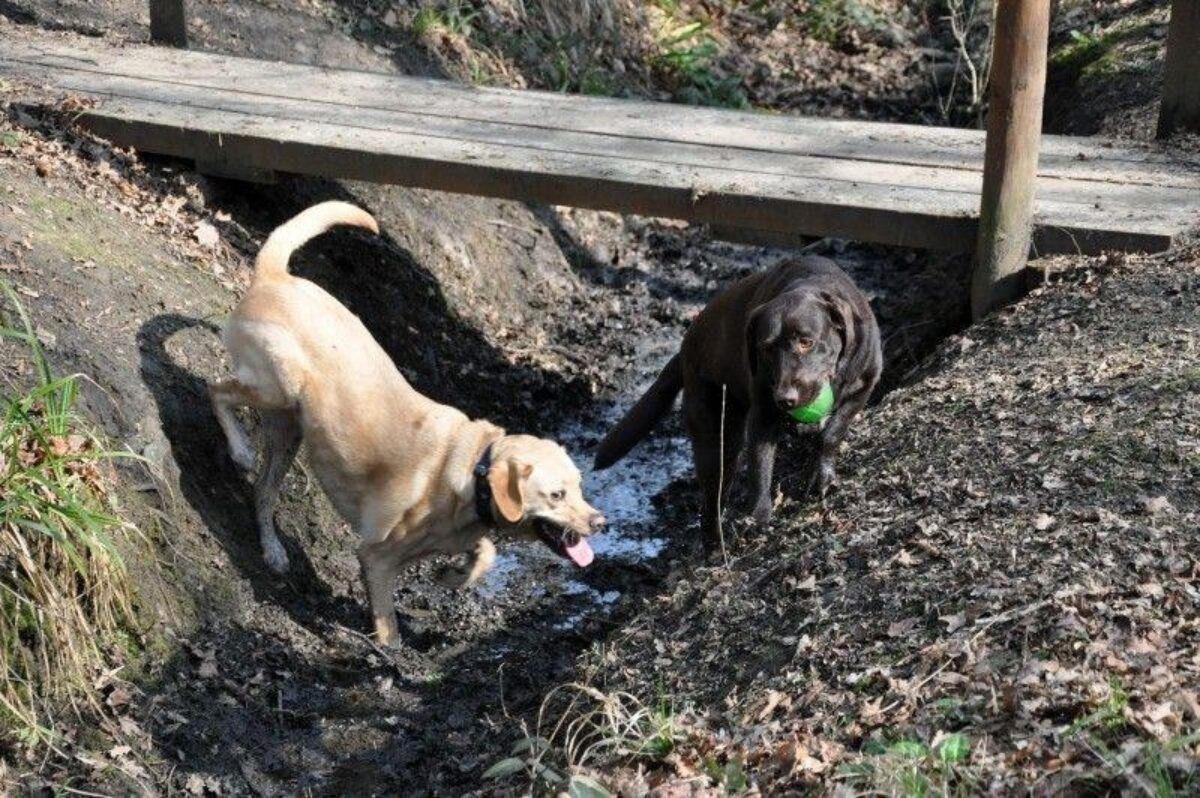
532, 516, 600, 567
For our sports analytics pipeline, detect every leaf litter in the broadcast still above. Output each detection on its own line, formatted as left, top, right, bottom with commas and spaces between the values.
548, 241, 1200, 794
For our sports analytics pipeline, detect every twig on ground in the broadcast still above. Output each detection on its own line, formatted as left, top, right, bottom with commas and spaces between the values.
716, 383, 729, 568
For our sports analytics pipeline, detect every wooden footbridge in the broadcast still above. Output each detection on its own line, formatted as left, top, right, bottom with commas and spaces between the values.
2, 1, 1198, 318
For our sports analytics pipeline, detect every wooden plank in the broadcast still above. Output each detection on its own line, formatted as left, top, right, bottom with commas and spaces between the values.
2, 33, 1195, 256
62, 93, 1182, 255
971, 0, 1050, 320
4, 39, 1198, 189
66, 95, 980, 251
149, 0, 187, 48
1158, 0, 1200, 138
12, 61, 1195, 225
7, 58, 1190, 252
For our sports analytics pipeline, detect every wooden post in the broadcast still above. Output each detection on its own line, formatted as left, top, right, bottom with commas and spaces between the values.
149, 0, 188, 48
970, 0, 1050, 321
1157, 0, 1200, 138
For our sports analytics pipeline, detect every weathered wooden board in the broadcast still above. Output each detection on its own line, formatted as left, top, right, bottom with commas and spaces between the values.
3, 35, 1198, 254
7, 39, 1195, 188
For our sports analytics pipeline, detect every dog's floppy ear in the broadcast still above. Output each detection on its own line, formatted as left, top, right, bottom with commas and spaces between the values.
744, 302, 781, 376
821, 291, 857, 360
489, 458, 532, 524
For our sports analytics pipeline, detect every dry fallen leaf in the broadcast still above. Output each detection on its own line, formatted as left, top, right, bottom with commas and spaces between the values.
194, 220, 220, 248
1140, 496, 1174, 516
1139, 582, 1165, 599
887, 617, 920, 637
941, 612, 967, 633
185, 774, 206, 796
1033, 513, 1054, 531
758, 689, 792, 721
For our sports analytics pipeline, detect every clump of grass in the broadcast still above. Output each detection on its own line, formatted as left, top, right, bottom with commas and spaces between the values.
1065, 682, 1199, 795
484, 683, 687, 794
412, 2, 479, 41
653, 19, 747, 108
1050, 28, 1116, 78
0, 281, 136, 748
799, 0, 885, 47
1049, 21, 1156, 84
839, 731, 976, 796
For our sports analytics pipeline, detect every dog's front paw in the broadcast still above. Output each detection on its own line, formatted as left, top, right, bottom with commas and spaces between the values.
262, 537, 290, 575
374, 618, 401, 649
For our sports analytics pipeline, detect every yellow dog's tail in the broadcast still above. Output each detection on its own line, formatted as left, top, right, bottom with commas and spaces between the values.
254, 201, 379, 283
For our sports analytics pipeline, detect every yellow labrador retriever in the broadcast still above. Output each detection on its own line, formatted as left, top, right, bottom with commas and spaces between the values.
211, 201, 604, 645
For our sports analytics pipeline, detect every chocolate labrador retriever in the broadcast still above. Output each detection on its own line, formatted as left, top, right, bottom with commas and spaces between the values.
594, 256, 881, 551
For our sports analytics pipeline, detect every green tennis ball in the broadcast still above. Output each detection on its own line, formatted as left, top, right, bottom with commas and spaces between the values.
788, 383, 835, 424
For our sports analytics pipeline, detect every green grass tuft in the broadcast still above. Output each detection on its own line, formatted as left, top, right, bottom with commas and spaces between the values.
652, 19, 747, 108
0, 280, 138, 749
799, 0, 885, 46
485, 682, 687, 794
841, 730, 977, 796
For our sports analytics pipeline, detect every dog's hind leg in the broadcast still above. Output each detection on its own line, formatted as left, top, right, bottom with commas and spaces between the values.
210, 363, 296, 467
210, 379, 260, 470
253, 409, 302, 574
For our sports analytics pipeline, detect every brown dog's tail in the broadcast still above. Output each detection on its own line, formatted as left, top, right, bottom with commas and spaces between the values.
593, 353, 683, 470
254, 201, 379, 283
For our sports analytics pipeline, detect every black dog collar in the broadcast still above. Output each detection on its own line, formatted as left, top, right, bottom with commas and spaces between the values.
473, 442, 496, 526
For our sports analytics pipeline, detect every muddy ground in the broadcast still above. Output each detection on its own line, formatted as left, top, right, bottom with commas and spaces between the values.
0, 12, 961, 796
1, 0, 1196, 795
0, 120, 960, 795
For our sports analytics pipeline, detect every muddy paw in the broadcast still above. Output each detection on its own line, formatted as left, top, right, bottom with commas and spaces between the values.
262, 537, 290, 574
374, 621, 401, 649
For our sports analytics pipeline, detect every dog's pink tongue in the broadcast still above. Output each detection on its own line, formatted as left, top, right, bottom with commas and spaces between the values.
565, 538, 594, 567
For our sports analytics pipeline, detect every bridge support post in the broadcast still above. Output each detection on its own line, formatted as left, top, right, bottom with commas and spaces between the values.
970, 0, 1050, 321
1157, 0, 1200, 139
150, 0, 188, 48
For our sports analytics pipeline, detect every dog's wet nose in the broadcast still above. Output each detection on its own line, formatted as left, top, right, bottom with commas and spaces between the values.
588, 513, 606, 533
775, 388, 800, 411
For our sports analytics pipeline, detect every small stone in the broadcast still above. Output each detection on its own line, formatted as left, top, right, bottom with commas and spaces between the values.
1140, 496, 1174, 516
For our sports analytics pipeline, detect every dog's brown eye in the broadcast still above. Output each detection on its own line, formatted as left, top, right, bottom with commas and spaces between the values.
550, 490, 566, 502
795, 338, 815, 354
